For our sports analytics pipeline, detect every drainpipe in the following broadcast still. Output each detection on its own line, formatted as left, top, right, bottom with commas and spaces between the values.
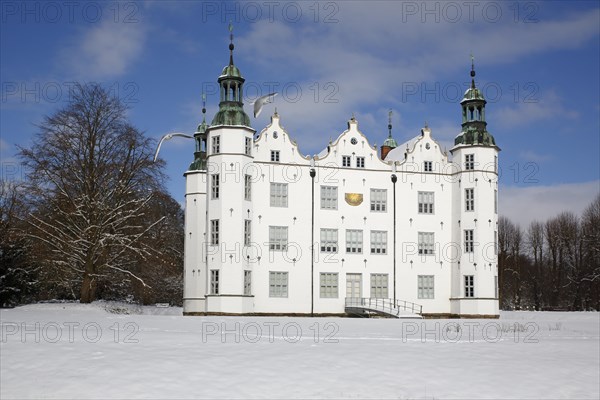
391, 173, 397, 304
310, 167, 316, 316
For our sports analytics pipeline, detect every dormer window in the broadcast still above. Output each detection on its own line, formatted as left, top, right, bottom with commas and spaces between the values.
342, 155, 351, 167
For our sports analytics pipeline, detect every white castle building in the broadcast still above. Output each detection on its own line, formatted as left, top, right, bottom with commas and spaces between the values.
183, 32, 500, 318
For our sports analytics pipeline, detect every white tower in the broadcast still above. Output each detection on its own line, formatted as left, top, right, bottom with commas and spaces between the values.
450, 58, 500, 317
184, 25, 255, 315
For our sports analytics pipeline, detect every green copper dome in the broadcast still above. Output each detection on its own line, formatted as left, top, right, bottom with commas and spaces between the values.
461, 86, 485, 102
210, 25, 251, 127
211, 101, 251, 126
220, 64, 242, 78
383, 137, 398, 148
454, 57, 496, 147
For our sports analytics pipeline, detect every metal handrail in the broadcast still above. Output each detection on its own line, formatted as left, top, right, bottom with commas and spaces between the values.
345, 297, 423, 315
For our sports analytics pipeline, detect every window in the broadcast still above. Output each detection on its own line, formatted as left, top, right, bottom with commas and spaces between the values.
464, 229, 474, 253
356, 157, 365, 168
494, 276, 498, 298
346, 229, 363, 253
418, 191, 434, 214
494, 230, 498, 255
244, 174, 251, 201
370, 230, 387, 254
320, 273, 338, 298
270, 150, 280, 162
465, 188, 475, 211
320, 229, 338, 253
494, 155, 497, 173
464, 275, 474, 298
212, 136, 220, 154
270, 183, 288, 207
465, 154, 474, 170
244, 271, 251, 295
245, 137, 252, 156
370, 189, 387, 212
494, 189, 498, 214
269, 272, 288, 297
210, 220, 219, 245
423, 161, 433, 172
321, 186, 338, 210
244, 220, 251, 246
211, 174, 219, 199
342, 155, 351, 167
418, 275, 434, 299
370, 274, 388, 298
269, 226, 288, 251
210, 270, 219, 294
418, 232, 435, 255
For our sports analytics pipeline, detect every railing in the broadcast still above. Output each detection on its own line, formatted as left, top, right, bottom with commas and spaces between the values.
345, 297, 423, 316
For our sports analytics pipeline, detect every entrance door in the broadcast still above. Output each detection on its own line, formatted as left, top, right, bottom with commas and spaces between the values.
346, 273, 362, 299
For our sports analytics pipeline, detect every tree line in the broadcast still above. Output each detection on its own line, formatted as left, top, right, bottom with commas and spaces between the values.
1, 83, 184, 307
498, 195, 600, 311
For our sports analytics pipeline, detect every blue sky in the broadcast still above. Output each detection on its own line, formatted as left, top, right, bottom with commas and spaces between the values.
1, 1, 599, 225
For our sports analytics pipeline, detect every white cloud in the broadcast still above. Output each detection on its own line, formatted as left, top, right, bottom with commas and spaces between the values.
61, 19, 146, 79
519, 150, 554, 163
500, 181, 600, 227
234, 5, 598, 153
494, 91, 579, 128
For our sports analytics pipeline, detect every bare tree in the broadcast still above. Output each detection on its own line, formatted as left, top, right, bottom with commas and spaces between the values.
526, 221, 545, 310
19, 83, 166, 303
0, 179, 38, 306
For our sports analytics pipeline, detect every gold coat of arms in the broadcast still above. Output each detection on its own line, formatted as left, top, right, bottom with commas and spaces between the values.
345, 193, 363, 206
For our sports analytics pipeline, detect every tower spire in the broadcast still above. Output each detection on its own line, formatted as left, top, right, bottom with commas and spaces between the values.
470, 53, 476, 89
229, 22, 235, 66
387, 109, 393, 138
201, 92, 206, 124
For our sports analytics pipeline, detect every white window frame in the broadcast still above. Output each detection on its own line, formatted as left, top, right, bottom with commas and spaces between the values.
211, 174, 219, 199
269, 226, 288, 251
244, 174, 251, 201
464, 275, 475, 298
356, 156, 365, 168
418, 232, 435, 255
418, 191, 434, 214
370, 230, 387, 255
210, 270, 219, 295
210, 219, 219, 245
320, 228, 338, 253
418, 275, 434, 299
244, 270, 252, 295
245, 137, 252, 156
269, 271, 288, 298
346, 229, 363, 254
423, 161, 433, 172
494, 189, 498, 214
320, 273, 339, 298
465, 188, 475, 212
212, 136, 220, 154
465, 229, 474, 253
244, 219, 251, 246
270, 150, 280, 162
320, 186, 338, 210
494, 276, 498, 298
270, 182, 288, 207
370, 189, 387, 212
370, 274, 388, 299
465, 153, 474, 170
342, 155, 351, 167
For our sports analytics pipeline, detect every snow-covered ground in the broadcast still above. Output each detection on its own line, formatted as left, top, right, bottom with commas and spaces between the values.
1, 303, 598, 399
